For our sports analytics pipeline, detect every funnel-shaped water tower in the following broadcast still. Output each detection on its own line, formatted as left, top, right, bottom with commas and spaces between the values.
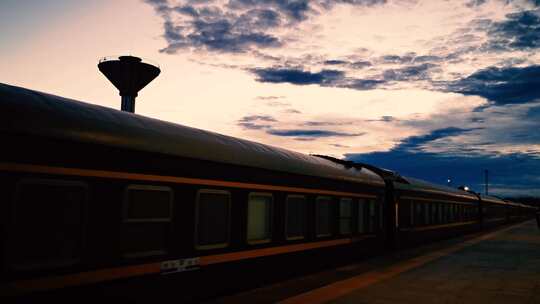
98, 55, 160, 113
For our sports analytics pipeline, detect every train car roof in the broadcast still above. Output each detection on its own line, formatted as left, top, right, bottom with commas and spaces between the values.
500, 199, 521, 207
395, 176, 478, 201
0, 83, 384, 186
479, 195, 509, 205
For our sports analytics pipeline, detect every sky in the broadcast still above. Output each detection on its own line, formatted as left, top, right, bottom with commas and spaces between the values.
0, 0, 539, 196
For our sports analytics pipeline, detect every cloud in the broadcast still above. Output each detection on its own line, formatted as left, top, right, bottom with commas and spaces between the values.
347, 79, 386, 90
284, 108, 302, 114
412, 55, 443, 63
383, 63, 439, 81
448, 65, 540, 105
324, 59, 349, 65
144, 0, 388, 53
239, 114, 277, 122
238, 122, 272, 130
347, 149, 540, 196
303, 121, 355, 126
237, 114, 277, 129
237, 113, 366, 139
228, 0, 310, 22
251, 67, 390, 90
145, 0, 168, 4
484, 9, 540, 51
267, 129, 365, 137
169, 18, 281, 53
251, 61, 442, 90
366, 115, 396, 122
346, 126, 540, 196
393, 127, 483, 152
252, 67, 345, 85
237, 115, 366, 138
381, 53, 416, 64
465, 0, 488, 7
351, 61, 373, 69
390, 99, 540, 157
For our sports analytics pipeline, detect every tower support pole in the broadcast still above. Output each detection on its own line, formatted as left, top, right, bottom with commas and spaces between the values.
121, 95, 136, 113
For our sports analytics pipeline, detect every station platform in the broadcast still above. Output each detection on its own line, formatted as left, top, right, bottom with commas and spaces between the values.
211, 220, 540, 304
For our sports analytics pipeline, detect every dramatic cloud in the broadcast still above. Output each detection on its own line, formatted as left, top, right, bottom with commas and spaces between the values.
484, 9, 540, 51
346, 126, 540, 196
448, 65, 540, 105
144, 0, 388, 53
347, 149, 540, 196
382, 63, 439, 82
252, 67, 345, 85
393, 127, 482, 152
139, 0, 540, 195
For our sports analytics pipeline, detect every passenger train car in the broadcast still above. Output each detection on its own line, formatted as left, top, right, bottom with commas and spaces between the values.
0, 83, 536, 301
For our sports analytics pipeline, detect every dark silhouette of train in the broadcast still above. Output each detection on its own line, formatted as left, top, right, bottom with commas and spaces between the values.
0, 83, 536, 301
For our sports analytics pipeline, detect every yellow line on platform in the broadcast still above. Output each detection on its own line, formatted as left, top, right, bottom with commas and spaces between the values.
279, 220, 532, 304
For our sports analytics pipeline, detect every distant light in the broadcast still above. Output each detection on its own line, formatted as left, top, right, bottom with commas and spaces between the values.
447, 178, 451, 183
464, 186, 469, 191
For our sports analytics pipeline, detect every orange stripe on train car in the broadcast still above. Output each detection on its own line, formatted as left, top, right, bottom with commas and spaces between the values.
0, 162, 378, 199
200, 238, 352, 265
398, 220, 478, 232
3, 263, 161, 296
1, 238, 355, 296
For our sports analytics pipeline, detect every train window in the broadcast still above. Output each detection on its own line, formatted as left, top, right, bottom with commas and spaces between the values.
247, 193, 273, 244
357, 199, 366, 233
10, 179, 86, 269
339, 198, 353, 235
285, 195, 306, 240
196, 190, 231, 250
316, 196, 333, 237
123, 185, 173, 257
368, 200, 376, 233
124, 185, 172, 222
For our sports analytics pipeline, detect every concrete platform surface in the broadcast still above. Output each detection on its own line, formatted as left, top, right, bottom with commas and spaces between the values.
211, 220, 540, 304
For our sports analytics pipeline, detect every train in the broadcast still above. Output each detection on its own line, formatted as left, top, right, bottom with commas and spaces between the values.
0, 83, 536, 301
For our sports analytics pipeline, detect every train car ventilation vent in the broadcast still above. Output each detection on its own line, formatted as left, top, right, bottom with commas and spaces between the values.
311, 154, 409, 184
